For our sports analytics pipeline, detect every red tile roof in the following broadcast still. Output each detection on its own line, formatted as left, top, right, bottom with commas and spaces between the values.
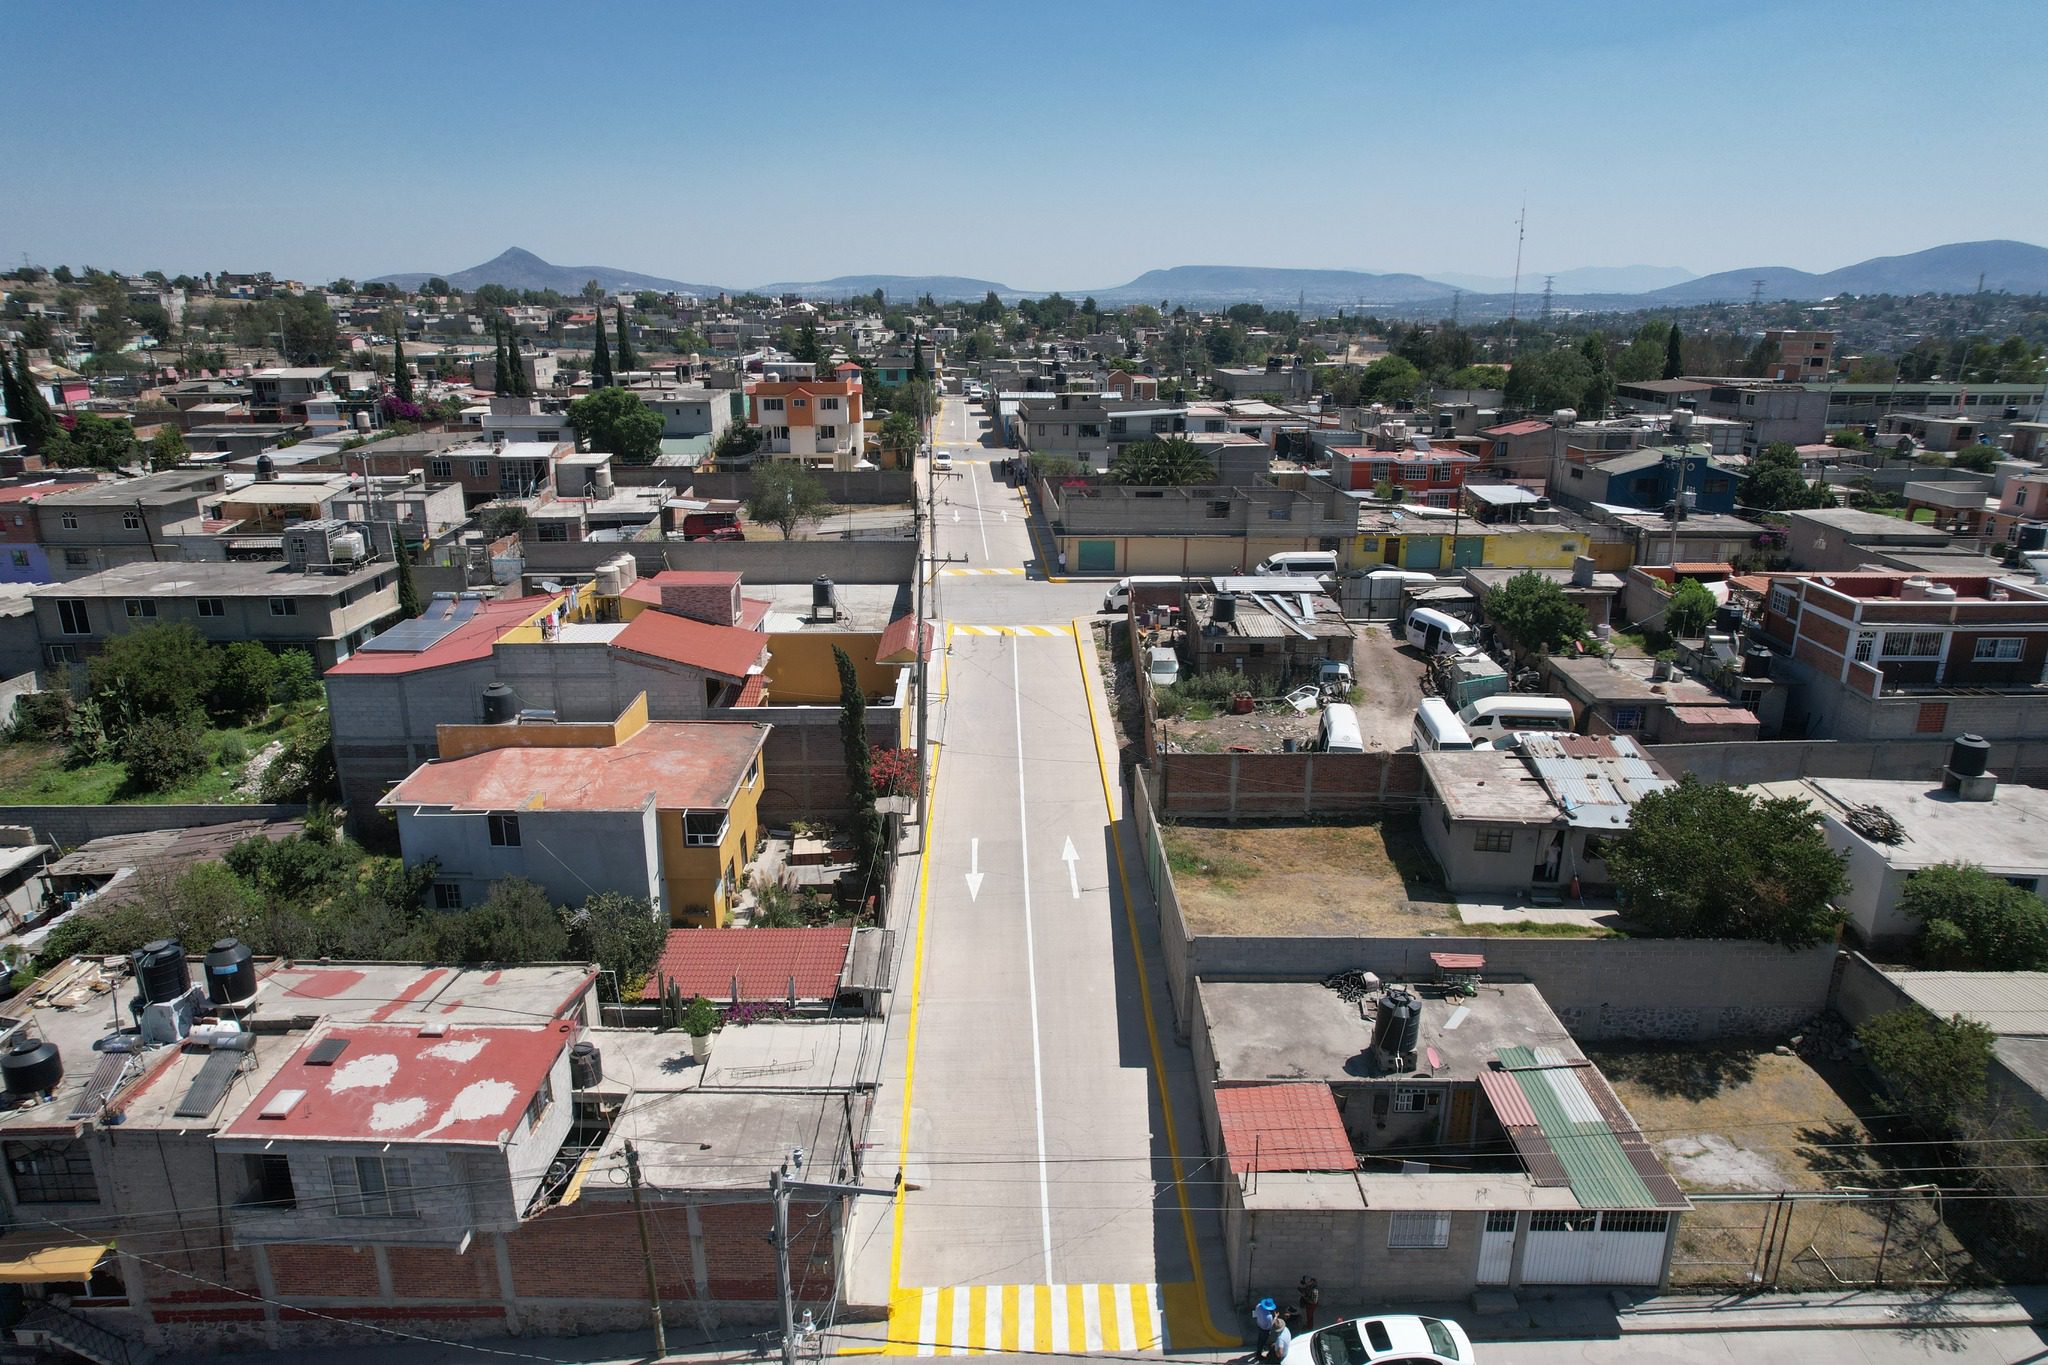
1481, 419, 1553, 438
382, 720, 767, 813
1214, 1083, 1354, 1175
877, 614, 933, 663
641, 926, 855, 1002
614, 609, 767, 680
325, 595, 556, 676
220, 1022, 570, 1145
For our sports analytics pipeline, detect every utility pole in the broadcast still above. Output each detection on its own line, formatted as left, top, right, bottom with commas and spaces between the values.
770, 1158, 897, 1365
914, 466, 929, 837
625, 1142, 668, 1360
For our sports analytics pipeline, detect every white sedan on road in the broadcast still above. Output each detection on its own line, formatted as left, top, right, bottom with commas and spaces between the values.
931, 452, 954, 472
1286, 1314, 1474, 1365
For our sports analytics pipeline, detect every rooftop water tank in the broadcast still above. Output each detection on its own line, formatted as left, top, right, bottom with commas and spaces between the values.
481, 682, 519, 725
0, 1037, 61, 1097
133, 939, 191, 1007
570, 1041, 603, 1090
1949, 733, 1991, 778
1212, 595, 1238, 625
203, 938, 257, 1008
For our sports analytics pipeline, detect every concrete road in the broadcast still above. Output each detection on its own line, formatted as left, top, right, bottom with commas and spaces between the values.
1477, 1325, 2048, 1362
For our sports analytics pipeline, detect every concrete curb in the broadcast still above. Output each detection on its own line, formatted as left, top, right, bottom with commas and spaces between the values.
1615, 1291, 2040, 1335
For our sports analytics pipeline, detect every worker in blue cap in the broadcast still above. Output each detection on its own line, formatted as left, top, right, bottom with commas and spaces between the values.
1253, 1298, 1279, 1359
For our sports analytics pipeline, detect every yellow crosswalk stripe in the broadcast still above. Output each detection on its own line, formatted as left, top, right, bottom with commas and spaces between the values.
939, 566, 1026, 576
885, 1283, 1164, 1356
946, 624, 1075, 638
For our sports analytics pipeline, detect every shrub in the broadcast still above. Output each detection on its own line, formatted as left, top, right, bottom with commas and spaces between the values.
270, 649, 320, 704
679, 993, 720, 1037
91, 623, 218, 728
259, 718, 338, 803
871, 747, 922, 799
8, 690, 72, 742
215, 735, 249, 767
211, 641, 280, 722
1902, 862, 2048, 971
125, 715, 205, 792
1858, 1009, 1993, 1130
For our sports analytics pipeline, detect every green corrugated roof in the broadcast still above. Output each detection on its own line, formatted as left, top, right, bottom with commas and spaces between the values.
1497, 1045, 1659, 1210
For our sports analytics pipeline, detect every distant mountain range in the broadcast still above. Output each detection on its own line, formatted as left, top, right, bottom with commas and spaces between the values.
372, 240, 2048, 314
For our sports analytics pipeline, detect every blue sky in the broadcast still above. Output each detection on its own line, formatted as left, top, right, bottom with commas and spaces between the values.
8, 0, 2042, 291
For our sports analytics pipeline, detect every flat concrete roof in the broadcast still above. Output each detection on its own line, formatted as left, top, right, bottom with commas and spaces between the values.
1198, 979, 1574, 1085
1785, 506, 1951, 540
1549, 655, 1721, 706
1421, 750, 1561, 824
1803, 777, 2048, 875
28, 559, 389, 598
759, 582, 910, 634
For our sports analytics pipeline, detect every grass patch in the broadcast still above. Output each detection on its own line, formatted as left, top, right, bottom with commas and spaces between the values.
1452, 916, 1621, 939
1161, 825, 1254, 886
0, 702, 321, 805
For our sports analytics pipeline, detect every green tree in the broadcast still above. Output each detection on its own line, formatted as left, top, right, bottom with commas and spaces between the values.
1665, 577, 1717, 637
492, 326, 513, 394
614, 306, 637, 372
271, 648, 321, 704
147, 425, 188, 470
1858, 1009, 1994, 1130
91, 623, 218, 727
590, 305, 614, 387
1483, 570, 1586, 658
1607, 776, 1848, 947
1443, 364, 1508, 390
567, 892, 666, 999
565, 387, 662, 465
1360, 355, 1422, 402
124, 714, 206, 792
1503, 349, 1595, 413
1741, 441, 1831, 511
1952, 444, 1999, 473
52, 413, 140, 470
392, 336, 415, 404
421, 878, 570, 964
9, 346, 64, 458
834, 645, 888, 907
1902, 862, 2048, 970
711, 422, 764, 464
1663, 322, 1684, 380
1106, 436, 1215, 487
210, 641, 280, 722
878, 410, 921, 464
744, 461, 829, 539
394, 544, 421, 619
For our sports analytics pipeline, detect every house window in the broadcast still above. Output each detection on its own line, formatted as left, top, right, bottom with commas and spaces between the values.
269, 597, 297, 617
64, 549, 89, 567
60, 513, 79, 530
1388, 1212, 1450, 1249
429, 459, 453, 478
1769, 585, 1799, 618
792, 398, 807, 409
1610, 706, 1645, 731
537, 522, 569, 542
1974, 637, 2024, 662
8, 551, 24, 568
45, 643, 76, 665
684, 811, 727, 847
1601, 1210, 1670, 1234
56, 599, 89, 635
1486, 1210, 1518, 1234
471, 460, 491, 478
820, 397, 841, 411
523, 1074, 554, 1133
1530, 1210, 1597, 1233
4, 1140, 99, 1204
817, 425, 836, 440
328, 1155, 416, 1218
1392, 1088, 1430, 1113
1852, 632, 1876, 662
1207, 500, 1230, 519
1881, 631, 1942, 658
124, 599, 157, 620
122, 510, 142, 531
762, 398, 785, 412
744, 756, 760, 789
488, 813, 522, 847
198, 597, 225, 618
1473, 827, 1514, 853
1739, 688, 1764, 709
432, 882, 463, 909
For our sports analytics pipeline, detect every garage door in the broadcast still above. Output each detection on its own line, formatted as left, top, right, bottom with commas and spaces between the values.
1076, 540, 1118, 573
1521, 1210, 1669, 1285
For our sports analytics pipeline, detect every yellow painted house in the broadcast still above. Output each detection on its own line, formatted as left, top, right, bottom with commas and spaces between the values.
384, 694, 768, 927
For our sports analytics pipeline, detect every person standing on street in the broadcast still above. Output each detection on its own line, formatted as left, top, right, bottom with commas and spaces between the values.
1297, 1276, 1319, 1329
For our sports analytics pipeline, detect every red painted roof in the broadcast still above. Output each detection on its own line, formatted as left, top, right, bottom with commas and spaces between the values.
383, 720, 766, 813
733, 674, 767, 706
877, 614, 933, 663
1213, 1083, 1354, 1175
1481, 420, 1552, 437
613, 608, 767, 679
620, 570, 743, 607
325, 595, 556, 676
1479, 1066, 1538, 1129
642, 926, 854, 1002
221, 1023, 569, 1145
0, 483, 55, 504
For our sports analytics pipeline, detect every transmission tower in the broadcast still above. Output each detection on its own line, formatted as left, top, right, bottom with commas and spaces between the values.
1450, 289, 1461, 325
1749, 278, 1765, 330
1540, 276, 1554, 325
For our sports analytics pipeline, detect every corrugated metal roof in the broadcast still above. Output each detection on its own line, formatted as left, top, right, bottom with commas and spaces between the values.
1886, 971, 2048, 1036
1514, 733, 1675, 830
1497, 1046, 1663, 1210
1478, 1067, 1536, 1128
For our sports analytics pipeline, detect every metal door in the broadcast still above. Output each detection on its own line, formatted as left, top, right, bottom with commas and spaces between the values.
1477, 1210, 1515, 1285
1076, 539, 1118, 572
1453, 537, 1485, 567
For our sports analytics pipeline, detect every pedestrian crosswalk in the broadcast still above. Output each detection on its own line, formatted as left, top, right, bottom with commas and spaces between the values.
885, 1283, 1164, 1356
940, 566, 1027, 576
948, 623, 1074, 638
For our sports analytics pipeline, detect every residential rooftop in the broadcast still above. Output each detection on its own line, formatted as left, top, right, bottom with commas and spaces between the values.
28, 558, 392, 598
640, 926, 856, 1003
1795, 775, 2048, 874
382, 719, 769, 814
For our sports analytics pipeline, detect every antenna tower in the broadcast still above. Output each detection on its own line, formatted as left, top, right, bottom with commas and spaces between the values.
1749, 277, 1765, 329
1450, 289, 1461, 325
1540, 276, 1554, 325
1505, 202, 1527, 355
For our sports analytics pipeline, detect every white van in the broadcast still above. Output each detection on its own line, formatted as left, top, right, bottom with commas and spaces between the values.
1412, 697, 1475, 751
1101, 575, 1183, 612
1316, 702, 1364, 753
1457, 695, 1577, 743
1255, 550, 1338, 578
1404, 606, 1478, 656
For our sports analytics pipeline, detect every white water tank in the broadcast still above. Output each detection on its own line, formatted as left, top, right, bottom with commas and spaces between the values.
329, 529, 366, 563
594, 561, 626, 597
1900, 577, 1934, 600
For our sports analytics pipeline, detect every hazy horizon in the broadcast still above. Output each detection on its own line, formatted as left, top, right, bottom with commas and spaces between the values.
8, 0, 2042, 291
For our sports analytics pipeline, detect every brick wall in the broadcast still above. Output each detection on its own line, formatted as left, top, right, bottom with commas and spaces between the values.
0, 802, 309, 851
1155, 751, 1426, 820
269, 1243, 380, 1298
662, 580, 741, 625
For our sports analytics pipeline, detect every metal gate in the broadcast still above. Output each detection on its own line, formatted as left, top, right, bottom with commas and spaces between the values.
1477, 1211, 1514, 1285
1672, 1191, 1959, 1290
1521, 1210, 1669, 1286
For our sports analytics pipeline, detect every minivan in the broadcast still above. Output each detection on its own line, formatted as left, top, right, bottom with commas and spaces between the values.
1102, 575, 1184, 612
1255, 550, 1338, 578
1404, 606, 1478, 655
1457, 695, 1577, 743
1316, 702, 1365, 753
1412, 697, 1475, 751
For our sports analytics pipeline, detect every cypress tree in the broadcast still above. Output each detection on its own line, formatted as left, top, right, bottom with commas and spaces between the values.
592, 307, 614, 387
507, 330, 529, 397
911, 330, 927, 380
615, 306, 637, 374
1664, 323, 1684, 380
392, 336, 415, 404
8, 346, 62, 457
393, 543, 421, 620
493, 326, 513, 394
0, 345, 22, 427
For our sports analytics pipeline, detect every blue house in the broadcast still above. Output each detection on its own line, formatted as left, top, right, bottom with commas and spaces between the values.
1585, 444, 1740, 515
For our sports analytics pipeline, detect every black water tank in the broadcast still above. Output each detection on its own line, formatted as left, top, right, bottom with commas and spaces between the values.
1742, 646, 1774, 678
1949, 733, 1991, 778
570, 1041, 603, 1089
1, 1037, 62, 1096
203, 938, 257, 1007
481, 682, 518, 726
1714, 604, 1743, 633
2018, 524, 2048, 553
812, 576, 835, 612
1372, 988, 1422, 1062
1213, 595, 1238, 625
133, 939, 191, 1006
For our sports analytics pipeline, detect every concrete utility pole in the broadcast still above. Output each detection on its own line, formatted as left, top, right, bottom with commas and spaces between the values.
625, 1141, 667, 1360
770, 1160, 895, 1365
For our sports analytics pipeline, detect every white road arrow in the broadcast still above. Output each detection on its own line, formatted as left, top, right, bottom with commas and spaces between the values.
1061, 836, 1080, 899
952, 508, 961, 523
965, 838, 984, 901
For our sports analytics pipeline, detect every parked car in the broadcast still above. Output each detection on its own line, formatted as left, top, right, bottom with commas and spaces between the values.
932, 452, 954, 472
1286, 1314, 1474, 1365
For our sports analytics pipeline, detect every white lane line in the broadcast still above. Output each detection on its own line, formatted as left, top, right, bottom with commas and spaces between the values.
1011, 642, 1055, 1283
919, 1288, 940, 1357
969, 454, 991, 561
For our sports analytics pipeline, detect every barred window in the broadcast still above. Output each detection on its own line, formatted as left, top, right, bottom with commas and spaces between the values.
1485, 1210, 1517, 1234
1387, 1212, 1450, 1248
1600, 1210, 1669, 1234
1473, 827, 1514, 853
329, 1155, 416, 1217
1530, 1210, 1596, 1233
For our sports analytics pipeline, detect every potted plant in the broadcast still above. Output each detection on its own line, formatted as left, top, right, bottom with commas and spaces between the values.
680, 993, 720, 1062
1652, 649, 1677, 681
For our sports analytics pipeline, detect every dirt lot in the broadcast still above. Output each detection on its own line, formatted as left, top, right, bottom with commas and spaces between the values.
1157, 622, 1424, 754
1159, 818, 1462, 936
1590, 1044, 1976, 1289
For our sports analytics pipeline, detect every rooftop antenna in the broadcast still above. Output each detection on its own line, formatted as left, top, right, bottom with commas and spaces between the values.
1540, 275, 1554, 325
1505, 200, 1526, 357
